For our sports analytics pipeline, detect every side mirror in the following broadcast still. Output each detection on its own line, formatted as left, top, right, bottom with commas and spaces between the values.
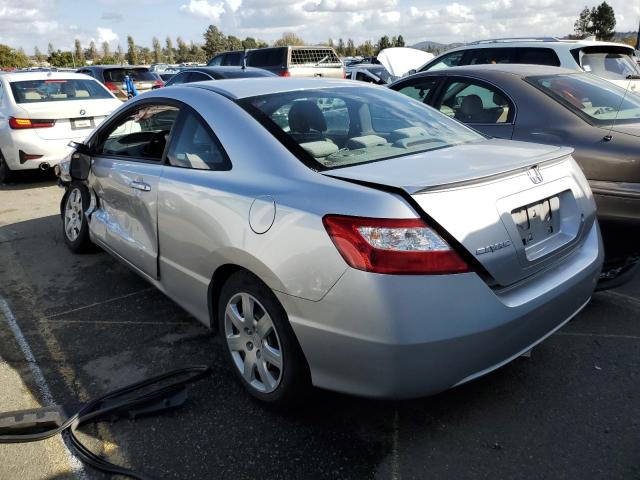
408, 69, 417, 76
68, 142, 92, 180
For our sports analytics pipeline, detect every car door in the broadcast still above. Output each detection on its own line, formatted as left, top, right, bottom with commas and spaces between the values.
89, 101, 180, 279
433, 77, 515, 139
157, 107, 232, 321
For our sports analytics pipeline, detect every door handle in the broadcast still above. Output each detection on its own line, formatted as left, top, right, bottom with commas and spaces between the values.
129, 180, 151, 192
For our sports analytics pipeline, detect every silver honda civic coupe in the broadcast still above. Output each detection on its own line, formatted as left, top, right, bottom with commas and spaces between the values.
58, 78, 603, 405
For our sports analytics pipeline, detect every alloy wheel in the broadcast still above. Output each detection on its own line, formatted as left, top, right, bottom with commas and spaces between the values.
64, 188, 83, 242
224, 292, 283, 393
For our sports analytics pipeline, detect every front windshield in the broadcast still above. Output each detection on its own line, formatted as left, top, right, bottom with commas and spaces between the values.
581, 51, 640, 80
241, 86, 482, 170
528, 73, 640, 125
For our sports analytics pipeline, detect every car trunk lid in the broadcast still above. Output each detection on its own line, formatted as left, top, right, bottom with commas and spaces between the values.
17, 99, 118, 140
325, 139, 596, 286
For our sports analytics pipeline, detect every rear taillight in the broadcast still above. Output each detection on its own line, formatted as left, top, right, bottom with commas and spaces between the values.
323, 215, 469, 275
154, 79, 164, 88
104, 82, 118, 92
278, 69, 290, 77
9, 117, 55, 129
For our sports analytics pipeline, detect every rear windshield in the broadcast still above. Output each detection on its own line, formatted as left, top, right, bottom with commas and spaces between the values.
290, 48, 341, 66
10, 78, 112, 103
103, 68, 157, 82
240, 86, 482, 170
247, 49, 287, 68
528, 73, 640, 125
576, 47, 640, 80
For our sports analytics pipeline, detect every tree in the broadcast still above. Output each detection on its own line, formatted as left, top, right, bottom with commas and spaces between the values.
102, 41, 111, 59
227, 35, 242, 51
589, 2, 615, 40
152, 37, 163, 63
189, 42, 207, 63
165, 37, 175, 63
345, 38, 355, 56
176, 37, 190, 63
274, 32, 305, 47
74, 39, 84, 66
574, 6, 592, 38
48, 42, 54, 56
337, 38, 345, 55
242, 37, 258, 49
34, 46, 45, 63
49, 50, 75, 68
126, 35, 138, 65
377, 35, 391, 53
203, 25, 227, 59
116, 44, 125, 64
0, 44, 30, 68
396, 35, 405, 47
328, 38, 334, 49
87, 41, 98, 64
139, 47, 153, 64
357, 40, 374, 57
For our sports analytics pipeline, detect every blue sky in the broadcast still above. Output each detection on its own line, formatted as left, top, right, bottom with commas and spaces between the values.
0, 0, 638, 54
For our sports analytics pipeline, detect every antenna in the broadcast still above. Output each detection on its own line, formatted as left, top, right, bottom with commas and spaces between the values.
603, 76, 635, 141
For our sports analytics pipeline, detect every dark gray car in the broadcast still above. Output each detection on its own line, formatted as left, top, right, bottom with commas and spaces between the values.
162, 66, 276, 87
389, 64, 640, 285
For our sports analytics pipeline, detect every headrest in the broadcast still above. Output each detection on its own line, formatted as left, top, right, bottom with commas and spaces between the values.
460, 95, 483, 115
288, 100, 327, 133
346, 135, 388, 150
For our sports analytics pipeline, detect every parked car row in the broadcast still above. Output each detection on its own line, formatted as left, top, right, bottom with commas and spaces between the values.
1, 37, 638, 406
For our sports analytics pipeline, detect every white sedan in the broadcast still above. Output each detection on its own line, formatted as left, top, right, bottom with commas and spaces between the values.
0, 71, 121, 182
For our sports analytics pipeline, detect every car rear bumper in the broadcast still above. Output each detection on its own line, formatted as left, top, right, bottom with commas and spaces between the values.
277, 221, 602, 399
2, 134, 81, 171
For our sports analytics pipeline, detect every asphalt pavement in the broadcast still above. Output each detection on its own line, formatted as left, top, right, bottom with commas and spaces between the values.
0, 173, 638, 480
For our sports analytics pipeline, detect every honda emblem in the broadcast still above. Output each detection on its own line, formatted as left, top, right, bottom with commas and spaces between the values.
527, 166, 543, 184
79, 109, 86, 116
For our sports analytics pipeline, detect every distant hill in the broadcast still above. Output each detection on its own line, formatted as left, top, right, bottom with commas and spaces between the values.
410, 40, 463, 53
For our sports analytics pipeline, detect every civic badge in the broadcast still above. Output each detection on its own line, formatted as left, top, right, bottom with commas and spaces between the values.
79, 109, 86, 116
527, 166, 543, 184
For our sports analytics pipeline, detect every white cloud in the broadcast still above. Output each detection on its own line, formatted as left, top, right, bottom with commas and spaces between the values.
304, 0, 397, 12
179, 0, 226, 20
97, 27, 119, 44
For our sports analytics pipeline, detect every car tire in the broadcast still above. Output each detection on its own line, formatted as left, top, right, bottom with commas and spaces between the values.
0, 151, 14, 184
61, 182, 94, 253
218, 270, 311, 406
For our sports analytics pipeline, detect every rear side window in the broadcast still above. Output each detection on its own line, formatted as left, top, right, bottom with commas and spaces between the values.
10, 79, 112, 103
290, 48, 341, 66
247, 48, 286, 68
222, 52, 242, 66
187, 72, 211, 82
518, 48, 560, 67
166, 111, 230, 170
103, 69, 157, 82
468, 48, 517, 65
208, 54, 223, 66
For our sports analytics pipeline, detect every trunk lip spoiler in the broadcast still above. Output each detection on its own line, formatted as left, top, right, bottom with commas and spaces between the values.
411, 152, 573, 194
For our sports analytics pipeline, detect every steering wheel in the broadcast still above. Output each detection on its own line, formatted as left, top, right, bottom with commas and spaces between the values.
593, 106, 616, 116
143, 130, 169, 158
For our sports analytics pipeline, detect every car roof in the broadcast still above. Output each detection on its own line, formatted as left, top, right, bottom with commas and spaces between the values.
183, 66, 270, 74
416, 63, 579, 77
0, 71, 100, 82
444, 39, 634, 53
84, 65, 150, 70
185, 77, 371, 99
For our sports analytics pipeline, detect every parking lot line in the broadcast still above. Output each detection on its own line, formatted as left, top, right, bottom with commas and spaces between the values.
556, 331, 640, 340
600, 290, 640, 310
0, 296, 88, 480
45, 287, 155, 319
